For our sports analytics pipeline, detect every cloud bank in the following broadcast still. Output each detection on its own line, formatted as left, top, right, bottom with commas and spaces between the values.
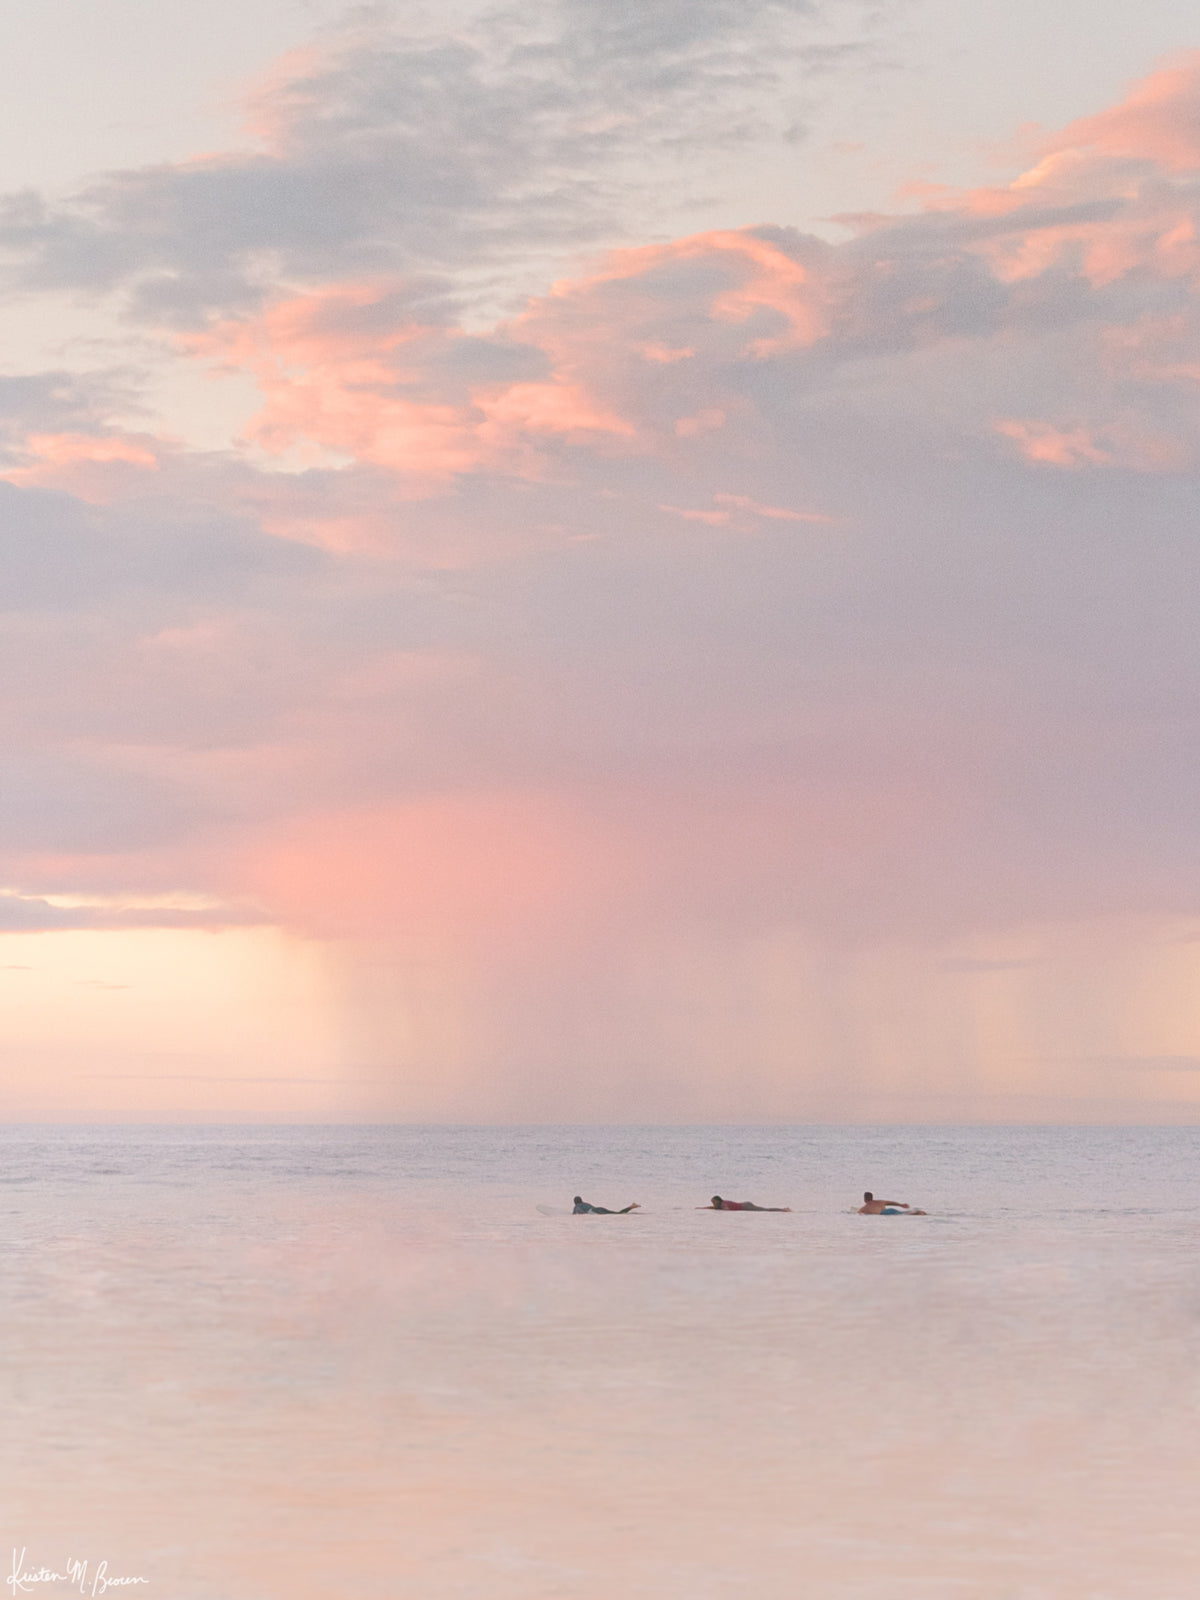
4, 25, 1200, 1117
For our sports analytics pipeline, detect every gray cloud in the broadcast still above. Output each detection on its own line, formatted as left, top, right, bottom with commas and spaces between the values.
0, 371, 145, 456
0, 892, 266, 932
0, 475, 322, 614
0, 1, 893, 323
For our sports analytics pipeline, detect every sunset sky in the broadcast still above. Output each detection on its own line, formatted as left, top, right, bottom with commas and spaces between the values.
4, 0, 1200, 1121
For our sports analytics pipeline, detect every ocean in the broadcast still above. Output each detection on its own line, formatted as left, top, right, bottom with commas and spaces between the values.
2, 1123, 1198, 1599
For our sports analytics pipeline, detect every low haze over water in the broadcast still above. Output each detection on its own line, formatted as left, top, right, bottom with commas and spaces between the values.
3, 1124, 1198, 1598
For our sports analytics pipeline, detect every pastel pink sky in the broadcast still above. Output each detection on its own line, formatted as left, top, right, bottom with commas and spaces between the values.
3, 10, 1200, 1121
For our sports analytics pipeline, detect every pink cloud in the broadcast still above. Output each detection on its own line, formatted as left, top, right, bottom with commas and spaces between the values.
713, 494, 837, 525
661, 494, 838, 529
1, 433, 161, 501
686, 230, 825, 356
473, 381, 635, 442
994, 420, 1113, 469
994, 418, 1187, 472
660, 504, 732, 525
238, 44, 328, 150
184, 230, 828, 504
966, 199, 1200, 290
188, 281, 642, 492
894, 58, 1200, 293
518, 230, 826, 368
1037, 53, 1200, 174
639, 342, 695, 363
186, 288, 497, 484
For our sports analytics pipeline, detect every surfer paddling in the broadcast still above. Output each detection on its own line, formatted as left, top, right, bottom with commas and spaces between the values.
858, 1191, 926, 1215
699, 1195, 792, 1212
573, 1196, 640, 1214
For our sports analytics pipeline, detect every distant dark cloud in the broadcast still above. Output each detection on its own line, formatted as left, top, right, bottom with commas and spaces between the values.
0, 892, 266, 932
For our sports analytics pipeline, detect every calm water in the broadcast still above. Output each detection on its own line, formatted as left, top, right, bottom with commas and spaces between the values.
2, 1124, 1198, 1599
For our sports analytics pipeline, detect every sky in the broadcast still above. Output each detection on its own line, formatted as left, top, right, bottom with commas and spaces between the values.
3, 1, 1200, 1122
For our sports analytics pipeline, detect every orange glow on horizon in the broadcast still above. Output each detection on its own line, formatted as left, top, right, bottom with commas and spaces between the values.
0, 927, 346, 1120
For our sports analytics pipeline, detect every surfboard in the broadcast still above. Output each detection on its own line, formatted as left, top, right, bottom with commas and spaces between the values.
536, 1204, 570, 1216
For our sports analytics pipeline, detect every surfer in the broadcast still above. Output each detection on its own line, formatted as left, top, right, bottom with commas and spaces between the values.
699, 1195, 792, 1211
572, 1196, 640, 1214
858, 1191, 926, 1215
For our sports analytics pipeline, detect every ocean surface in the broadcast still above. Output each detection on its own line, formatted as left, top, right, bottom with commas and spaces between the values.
2, 1123, 1198, 1599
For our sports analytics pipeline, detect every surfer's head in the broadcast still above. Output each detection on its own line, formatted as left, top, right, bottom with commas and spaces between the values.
573, 1196, 583, 1205
710, 1196, 723, 1208
863, 1192, 874, 1203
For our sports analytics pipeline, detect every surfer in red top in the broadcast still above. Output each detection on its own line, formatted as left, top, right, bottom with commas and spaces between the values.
699, 1195, 792, 1211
